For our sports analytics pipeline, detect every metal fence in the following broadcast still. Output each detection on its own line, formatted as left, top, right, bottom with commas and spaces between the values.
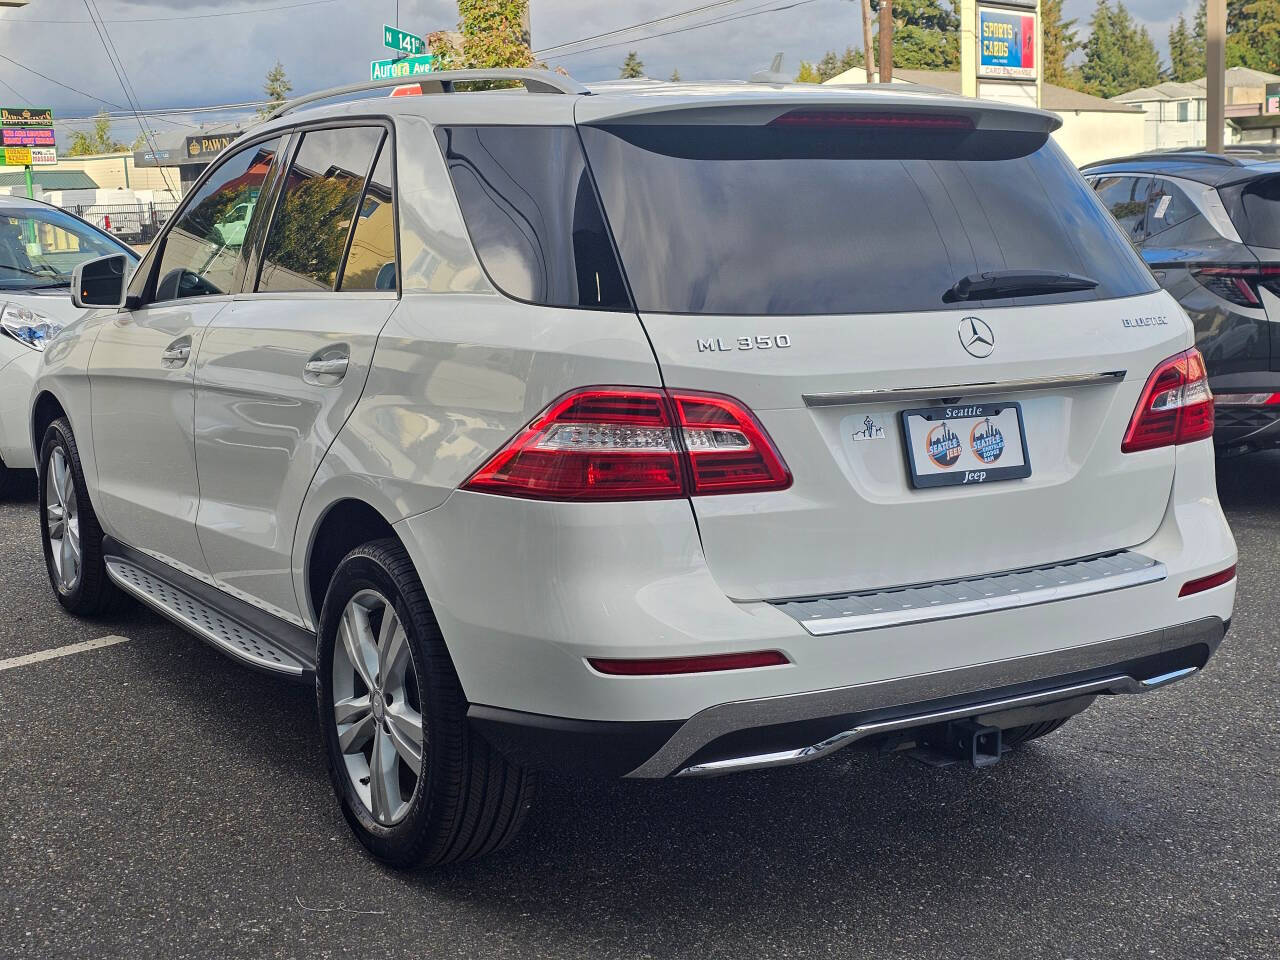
64, 201, 180, 245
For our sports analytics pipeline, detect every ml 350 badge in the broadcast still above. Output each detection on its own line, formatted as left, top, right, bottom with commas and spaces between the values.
900, 402, 1032, 489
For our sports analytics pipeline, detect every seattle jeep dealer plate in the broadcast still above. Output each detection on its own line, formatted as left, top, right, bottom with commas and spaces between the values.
900, 402, 1032, 489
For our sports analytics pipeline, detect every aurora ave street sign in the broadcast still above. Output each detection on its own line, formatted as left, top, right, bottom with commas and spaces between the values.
371, 54, 436, 81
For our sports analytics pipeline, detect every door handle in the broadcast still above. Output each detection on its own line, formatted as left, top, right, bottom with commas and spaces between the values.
161, 340, 191, 368
304, 357, 349, 377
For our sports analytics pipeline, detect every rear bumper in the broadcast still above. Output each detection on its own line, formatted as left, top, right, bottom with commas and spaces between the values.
469, 616, 1224, 778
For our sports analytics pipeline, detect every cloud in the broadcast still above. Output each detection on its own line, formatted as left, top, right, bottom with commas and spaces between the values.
0, 0, 1204, 142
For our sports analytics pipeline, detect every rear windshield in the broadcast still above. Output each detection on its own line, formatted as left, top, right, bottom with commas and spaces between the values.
1227, 175, 1280, 248
578, 121, 1157, 315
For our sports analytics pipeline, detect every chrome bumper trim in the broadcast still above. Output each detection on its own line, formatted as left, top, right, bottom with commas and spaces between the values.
626, 617, 1224, 779
802, 370, 1127, 407
772, 551, 1165, 637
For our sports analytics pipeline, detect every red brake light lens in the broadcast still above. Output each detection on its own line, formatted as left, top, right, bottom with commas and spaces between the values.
588, 650, 789, 676
1122, 349, 1214, 453
769, 110, 975, 130
462, 387, 791, 501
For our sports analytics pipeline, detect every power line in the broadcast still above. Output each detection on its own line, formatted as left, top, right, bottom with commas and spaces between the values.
0, 0, 336, 24
533, 0, 749, 57
541, 0, 823, 62
0, 51, 198, 128
56, 101, 271, 124
83, 0, 178, 195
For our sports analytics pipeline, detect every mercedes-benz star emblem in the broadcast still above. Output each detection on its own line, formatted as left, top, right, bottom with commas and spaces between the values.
959, 317, 995, 358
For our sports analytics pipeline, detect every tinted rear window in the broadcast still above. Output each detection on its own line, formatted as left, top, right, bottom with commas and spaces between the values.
1229, 175, 1280, 248
578, 122, 1157, 315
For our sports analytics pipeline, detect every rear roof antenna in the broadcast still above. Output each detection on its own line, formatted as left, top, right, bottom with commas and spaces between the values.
750, 53, 789, 84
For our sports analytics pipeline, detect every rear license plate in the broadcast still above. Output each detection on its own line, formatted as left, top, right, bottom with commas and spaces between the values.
900, 402, 1031, 489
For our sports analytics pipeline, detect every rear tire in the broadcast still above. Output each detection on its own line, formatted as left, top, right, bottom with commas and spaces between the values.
38, 418, 125, 617
1004, 716, 1072, 748
316, 538, 536, 868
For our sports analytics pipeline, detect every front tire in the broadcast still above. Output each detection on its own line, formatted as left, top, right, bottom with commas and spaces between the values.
316, 539, 536, 868
38, 417, 123, 616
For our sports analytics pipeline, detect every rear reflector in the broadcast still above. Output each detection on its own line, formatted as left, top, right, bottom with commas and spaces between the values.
588, 650, 789, 676
1179, 565, 1237, 597
1122, 349, 1214, 453
768, 110, 975, 130
463, 387, 791, 501
1215, 392, 1280, 406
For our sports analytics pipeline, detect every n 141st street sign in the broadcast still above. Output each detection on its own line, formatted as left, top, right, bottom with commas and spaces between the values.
371, 54, 436, 81
384, 24, 425, 56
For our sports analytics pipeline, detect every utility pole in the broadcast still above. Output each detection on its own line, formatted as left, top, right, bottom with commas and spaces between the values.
1206, 0, 1226, 152
878, 0, 893, 83
861, 0, 876, 82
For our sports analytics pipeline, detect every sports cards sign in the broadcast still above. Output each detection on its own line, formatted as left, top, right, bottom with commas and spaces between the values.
978, 6, 1038, 81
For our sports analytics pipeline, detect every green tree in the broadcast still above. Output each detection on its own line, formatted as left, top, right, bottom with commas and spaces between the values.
1169, 13, 1198, 81
1079, 1, 1161, 98
1228, 0, 1280, 72
458, 0, 534, 70
869, 0, 960, 70
669, 68, 681, 82
1042, 0, 1082, 88
256, 61, 292, 118
67, 111, 127, 156
619, 51, 645, 78
817, 49, 841, 80
795, 61, 821, 83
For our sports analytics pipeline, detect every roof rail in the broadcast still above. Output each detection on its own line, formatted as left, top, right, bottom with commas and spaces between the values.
267, 69, 590, 121
1081, 150, 1244, 170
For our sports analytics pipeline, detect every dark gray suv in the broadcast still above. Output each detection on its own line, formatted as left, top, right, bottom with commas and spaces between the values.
1083, 152, 1280, 454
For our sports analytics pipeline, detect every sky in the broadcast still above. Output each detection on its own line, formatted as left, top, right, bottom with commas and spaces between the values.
0, 0, 1201, 144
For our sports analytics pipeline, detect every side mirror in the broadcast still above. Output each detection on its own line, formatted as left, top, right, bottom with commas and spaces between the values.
72, 254, 129, 309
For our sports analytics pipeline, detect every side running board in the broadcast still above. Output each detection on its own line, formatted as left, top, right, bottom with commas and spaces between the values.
105, 554, 313, 680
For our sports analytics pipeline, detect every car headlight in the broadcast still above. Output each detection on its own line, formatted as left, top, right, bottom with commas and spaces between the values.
0, 302, 64, 352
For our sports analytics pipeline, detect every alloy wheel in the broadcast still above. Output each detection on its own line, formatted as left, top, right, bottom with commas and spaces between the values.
332, 589, 425, 826
45, 447, 82, 593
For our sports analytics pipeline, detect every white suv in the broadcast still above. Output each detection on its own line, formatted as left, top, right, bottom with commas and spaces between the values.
32, 71, 1237, 867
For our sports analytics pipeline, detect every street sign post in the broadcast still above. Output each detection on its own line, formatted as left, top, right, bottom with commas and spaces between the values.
371, 54, 436, 81
383, 24, 426, 56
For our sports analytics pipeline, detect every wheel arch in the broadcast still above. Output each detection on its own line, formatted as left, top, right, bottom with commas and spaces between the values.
302, 497, 404, 628
30, 390, 67, 460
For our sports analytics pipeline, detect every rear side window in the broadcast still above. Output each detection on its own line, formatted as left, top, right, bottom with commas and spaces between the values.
579, 122, 1156, 315
258, 126, 382, 293
436, 125, 629, 309
153, 138, 281, 301
341, 140, 396, 291
1145, 179, 1199, 240
1092, 176, 1152, 243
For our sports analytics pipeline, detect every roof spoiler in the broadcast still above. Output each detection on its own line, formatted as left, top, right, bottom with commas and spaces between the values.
576, 93, 1061, 134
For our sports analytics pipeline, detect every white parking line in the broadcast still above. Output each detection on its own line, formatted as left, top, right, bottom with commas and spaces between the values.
0, 635, 131, 672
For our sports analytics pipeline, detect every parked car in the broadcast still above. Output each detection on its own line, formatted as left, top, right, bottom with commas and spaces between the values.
1083, 151, 1280, 454
31, 72, 1237, 867
0, 195, 138, 495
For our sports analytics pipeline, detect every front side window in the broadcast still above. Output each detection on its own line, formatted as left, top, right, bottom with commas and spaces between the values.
436, 125, 630, 309
0, 207, 134, 291
152, 138, 281, 301
257, 126, 382, 293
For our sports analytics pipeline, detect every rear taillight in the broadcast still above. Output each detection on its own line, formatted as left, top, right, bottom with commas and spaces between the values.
1191, 264, 1280, 307
1122, 349, 1215, 453
463, 387, 791, 501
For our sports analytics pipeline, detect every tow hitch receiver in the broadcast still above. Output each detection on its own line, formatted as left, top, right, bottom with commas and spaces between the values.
913, 720, 1004, 769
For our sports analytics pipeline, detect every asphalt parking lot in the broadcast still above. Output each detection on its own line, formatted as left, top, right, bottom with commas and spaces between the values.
1, 462, 1277, 960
